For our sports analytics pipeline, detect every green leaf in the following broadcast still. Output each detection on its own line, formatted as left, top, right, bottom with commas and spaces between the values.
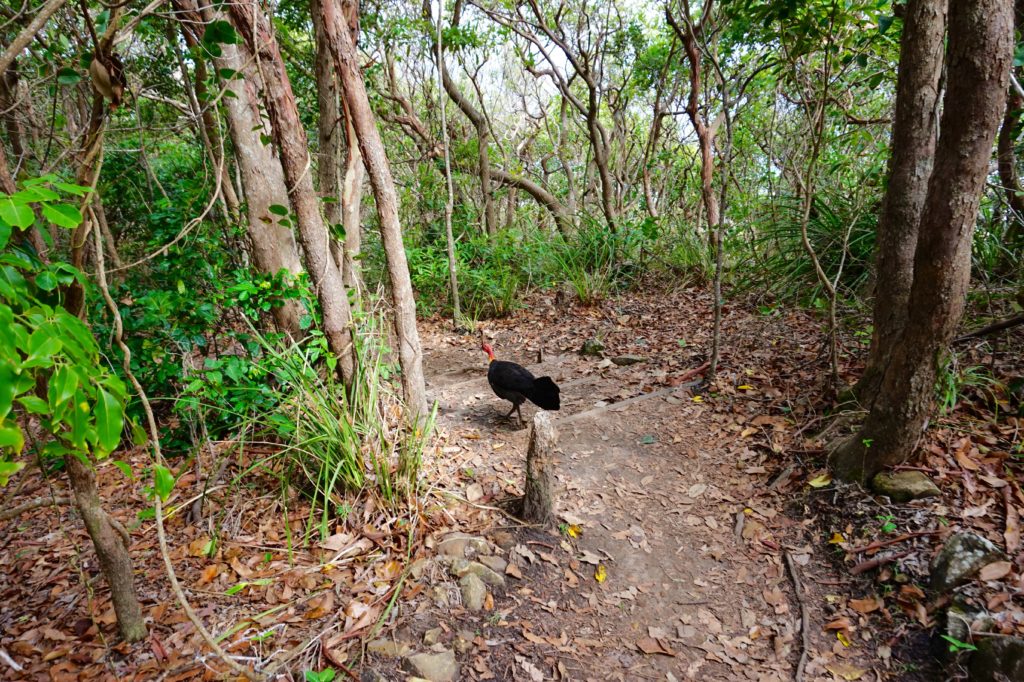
0, 196, 34, 228
25, 328, 62, 366
112, 459, 133, 479
49, 365, 79, 409
35, 270, 58, 291
95, 388, 124, 456
154, 464, 175, 501
0, 459, 26, 485
53, 182, 91, 196
41, 202, 83, 229
16, 395, 48, 414
0, 222, 10, 250
0, 424, 25, 454
204, 19, 240, 45
0, 365, 18, 421
268, 204, 289, 216
225, 582, 248, 596
877, 15, 894, 34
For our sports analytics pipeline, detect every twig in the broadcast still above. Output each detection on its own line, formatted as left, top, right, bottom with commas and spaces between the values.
849, 551, 911, 576
784, 551, 809, 682
848, 531, 939, 555
0, 647, 23, 672
954, 313, 1024, 342
0, 495, 71, 522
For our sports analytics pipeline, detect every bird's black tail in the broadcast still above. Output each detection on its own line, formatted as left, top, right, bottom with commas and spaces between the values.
528, 376, 561, 410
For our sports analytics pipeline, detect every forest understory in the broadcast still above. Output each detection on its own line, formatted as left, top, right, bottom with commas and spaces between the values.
3, 284, 1021, 682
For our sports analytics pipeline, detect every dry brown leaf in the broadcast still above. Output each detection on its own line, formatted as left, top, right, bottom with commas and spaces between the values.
304, 590, 335, 620
849, 596, 882, 614
826, 662, 867, 680
955, 447, 981, 471
197, 564, 222, 586
978, 560, 1013, 582
506, 562, 524, 579
636, 636, 676, 656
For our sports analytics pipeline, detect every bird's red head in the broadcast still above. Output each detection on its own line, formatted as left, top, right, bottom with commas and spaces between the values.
481, 342, 496, 362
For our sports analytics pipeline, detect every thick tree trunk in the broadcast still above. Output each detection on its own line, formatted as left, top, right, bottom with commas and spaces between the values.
186, 0, 306, 340
853, 0, 948, 405
522, 412, 556, 526
66, 456, 147, 642
228, 0, 356, 386
830, 0, 1012, 482
319, 0, 427, 414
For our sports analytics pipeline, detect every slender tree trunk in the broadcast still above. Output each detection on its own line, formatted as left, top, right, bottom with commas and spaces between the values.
340, 109, 365, 291
320, 0, 427, 414
853, 0, 947, 405
65, 456, 147, 642
184, 0, 307, 340
228, 0, 356, 386
312, 0, 344, 270
830, 0, 1012, 482
997, 0, 1024, 250
434, 0, 461, 322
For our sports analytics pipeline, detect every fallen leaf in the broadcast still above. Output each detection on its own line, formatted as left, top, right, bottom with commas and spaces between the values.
849, 596, 882, 614
978, 560, 1012, 582
808, 473, 832, 488
594, 564, 607, 583
304, 591, 335, 620
636, 636, 676, 656
826, 662, 867, 680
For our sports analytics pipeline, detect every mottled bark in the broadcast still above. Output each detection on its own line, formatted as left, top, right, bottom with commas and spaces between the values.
340, 110, 364, 291
997, 0, 1024, 249
66, 456, 147, 642
319, 0, 426, 412
854, 0, 948, 405
312, 0, 343, 267
184, 0, 306, 339
228, 0, 356, 385
522, 412, 556, 526
831, 0, 1012, 482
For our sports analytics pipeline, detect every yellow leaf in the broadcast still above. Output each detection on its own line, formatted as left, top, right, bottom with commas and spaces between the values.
692, 396, 704, 403
594, 564, 607, 583
738, 384, 754, 390
836, 631, 852, 647
828, 532, 845, 544
567, 524, 582, 539
808, 473, 832, 488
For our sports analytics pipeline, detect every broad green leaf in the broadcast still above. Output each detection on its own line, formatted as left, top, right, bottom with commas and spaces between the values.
0, 196, 34, 228
35, 270, 58, 291
0, 364, 18, 421
53, 182, 90, 196
0, 222, 10, 250
154, 464, 175, 501
25, 328, 62, 366
16, 395, 48, 414
0, 460, 26, 485
94, 388, 124, 456
0, 424, 25, 454
41, 202, 83, 229
57, 67, 81, 85
112, 459, 133, 479
268, 204, 289, 216
49, 365, 79, 408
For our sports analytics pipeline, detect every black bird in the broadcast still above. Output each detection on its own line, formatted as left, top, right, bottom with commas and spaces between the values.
482, 342, 560, 426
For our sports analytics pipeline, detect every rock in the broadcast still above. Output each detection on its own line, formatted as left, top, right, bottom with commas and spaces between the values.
450, 559, 505, 587
436, 533, 490, 558
459, 573, 487, 611
465, 483, 484, 502
945, 597, 993, 644
969, 636, 1024, 681
366, 638, 411, 658
454, 630, 476, 655
580, 338, 605, 356
427, 585, 449, 607
930, 532, 1006, 593
423, 627, 443, 646
489, 530, 516, 550
478, 554, 508, 574
409, 558, 431, 580
403, 650, 458, 682
359, 671, 387, 682
871, 471, 941, 502
611, 355, 647, 366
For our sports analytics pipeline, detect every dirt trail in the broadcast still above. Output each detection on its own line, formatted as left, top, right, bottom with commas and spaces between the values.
416, 299, 825, 681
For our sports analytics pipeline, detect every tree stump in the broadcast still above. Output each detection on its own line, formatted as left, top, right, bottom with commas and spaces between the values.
523, 411, 557, 526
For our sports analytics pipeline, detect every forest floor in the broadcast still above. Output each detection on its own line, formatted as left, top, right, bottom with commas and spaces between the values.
1, 283, 1021, 681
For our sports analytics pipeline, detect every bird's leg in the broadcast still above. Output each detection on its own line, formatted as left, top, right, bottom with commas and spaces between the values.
503, 403, 518, 420
516, 404, 524, 428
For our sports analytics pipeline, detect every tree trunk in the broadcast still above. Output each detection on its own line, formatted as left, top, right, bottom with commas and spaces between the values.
228, 0, 356, 386
312, 0, 344, 268
489, 166, 572, 233
997, 0, 1024, 250
853, 0, 948, 405
830, 0, 1012, 483
340, 109, 365, 291
65, 456, 147, 642
319, 0, 427, 414
185, 0, 306, 340
522, 411, 557, 526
